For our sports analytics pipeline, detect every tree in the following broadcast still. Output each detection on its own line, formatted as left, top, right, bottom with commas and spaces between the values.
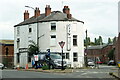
99, 36, 103, 45
84, 37, 91, 46
87, 37, 90, 45
28, 40, 39, 56
108, 38, 112, 44
108, 48, 115, 60
94, 38, 97, 45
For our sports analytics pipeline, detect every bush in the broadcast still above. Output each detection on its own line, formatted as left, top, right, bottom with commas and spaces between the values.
42, 65, 49, 70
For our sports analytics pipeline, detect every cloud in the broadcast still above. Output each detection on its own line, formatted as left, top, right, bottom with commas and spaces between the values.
0, 0, 118, 43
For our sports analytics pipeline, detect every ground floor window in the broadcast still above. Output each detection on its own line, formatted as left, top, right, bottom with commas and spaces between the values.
73, 52, 78, 62
59, 53, 69, 59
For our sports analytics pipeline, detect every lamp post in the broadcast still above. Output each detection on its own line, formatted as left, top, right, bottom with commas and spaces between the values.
85, 29, 88, 67
25, 6, 39, 69
25, 6, 39, 52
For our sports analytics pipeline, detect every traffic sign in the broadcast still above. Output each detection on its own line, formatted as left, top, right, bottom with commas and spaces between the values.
59, 41, 65, 48
34, 55, 38, 61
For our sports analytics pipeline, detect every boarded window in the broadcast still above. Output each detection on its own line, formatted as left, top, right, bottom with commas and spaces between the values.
50, 35, 56, 46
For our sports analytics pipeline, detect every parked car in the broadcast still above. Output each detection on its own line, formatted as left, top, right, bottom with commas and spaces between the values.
96, 61, 103, 64
33, 53, 67, 69
87, 59, 95, 66
108, 60, 116, 66
0, 63, 4, 70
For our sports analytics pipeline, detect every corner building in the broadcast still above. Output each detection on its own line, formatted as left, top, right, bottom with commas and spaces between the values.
14, 5, 84, 68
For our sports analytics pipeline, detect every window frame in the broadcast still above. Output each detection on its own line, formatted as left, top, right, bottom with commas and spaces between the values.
73, 52, 78, 62
29, 28, 32, 33
50, 35, 56, 46
51, 23, 56, 31
73, 35, 77, 46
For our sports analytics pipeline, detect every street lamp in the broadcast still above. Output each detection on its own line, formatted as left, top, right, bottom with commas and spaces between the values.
85, 29, 88, 67
25, 6, 39, 52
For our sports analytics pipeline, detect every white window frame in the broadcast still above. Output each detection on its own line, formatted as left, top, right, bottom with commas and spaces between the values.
73, 52, 78, 62
73, 35, 77, 46
51, 23, 56, 31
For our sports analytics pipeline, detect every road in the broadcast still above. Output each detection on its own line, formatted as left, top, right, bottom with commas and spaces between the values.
1, 65, 118, 79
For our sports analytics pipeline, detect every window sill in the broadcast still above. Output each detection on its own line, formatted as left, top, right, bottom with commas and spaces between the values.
50, 46, 56, 47
50, 30, 56, 32
73, 45, 78, 47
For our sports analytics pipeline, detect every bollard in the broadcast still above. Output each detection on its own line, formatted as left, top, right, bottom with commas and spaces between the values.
25, 64, 28, 69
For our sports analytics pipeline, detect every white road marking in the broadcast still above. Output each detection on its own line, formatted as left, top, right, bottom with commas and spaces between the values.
2, 70, 17, 71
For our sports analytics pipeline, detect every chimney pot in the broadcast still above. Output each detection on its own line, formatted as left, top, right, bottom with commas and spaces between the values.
34, 7, 40, 17
45, 5, 51, 16
63, 5, 70, 14
24, 10, 29, 20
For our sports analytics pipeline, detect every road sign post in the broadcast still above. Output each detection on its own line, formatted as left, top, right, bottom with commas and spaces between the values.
59, 41, 65, 70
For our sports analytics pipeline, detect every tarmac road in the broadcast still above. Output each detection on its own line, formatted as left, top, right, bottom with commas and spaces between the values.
1, 65, 118, 79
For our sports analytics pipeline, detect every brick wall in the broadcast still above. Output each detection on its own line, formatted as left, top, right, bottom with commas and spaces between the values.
115, 33, 120, 63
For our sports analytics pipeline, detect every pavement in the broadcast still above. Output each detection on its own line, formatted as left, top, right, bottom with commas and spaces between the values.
18, 68, 74, 73
109, 67, 120, 79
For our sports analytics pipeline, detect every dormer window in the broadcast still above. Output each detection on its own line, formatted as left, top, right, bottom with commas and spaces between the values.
51, 23, 56, 31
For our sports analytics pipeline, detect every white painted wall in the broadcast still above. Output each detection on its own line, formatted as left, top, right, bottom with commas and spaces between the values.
14, 21, 84, 68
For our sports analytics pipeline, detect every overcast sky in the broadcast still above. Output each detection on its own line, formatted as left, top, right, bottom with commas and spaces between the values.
0, 0, 119, 43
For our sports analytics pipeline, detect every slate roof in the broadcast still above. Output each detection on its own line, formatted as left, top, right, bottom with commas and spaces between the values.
87, 45, 106, 50
14, 11, 84, 27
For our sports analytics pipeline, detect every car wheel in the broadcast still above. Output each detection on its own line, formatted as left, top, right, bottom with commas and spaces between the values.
50, 65, 54, 69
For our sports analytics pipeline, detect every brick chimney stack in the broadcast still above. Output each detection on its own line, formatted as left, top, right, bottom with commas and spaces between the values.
63, 6, 70, 14
34, 7, 40, 18
24, 10, 29, 20
45, 5, 51, 16
63, 6, 72, 19
67, 14, 72, 19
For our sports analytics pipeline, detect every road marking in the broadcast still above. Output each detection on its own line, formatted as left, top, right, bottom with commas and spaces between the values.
80, 71, 108, 75
2, 70, 17, 71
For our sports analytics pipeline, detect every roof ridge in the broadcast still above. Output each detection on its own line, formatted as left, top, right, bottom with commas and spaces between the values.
14, 11, 84, 27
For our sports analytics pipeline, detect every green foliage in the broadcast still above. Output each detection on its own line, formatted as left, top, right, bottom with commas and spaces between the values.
84, 37, 91, 46
28, 40, 39, 56
42, 62, 49, 70
94, 36, 103, 45
94, 38, 97, 45
108, 38, 112, 44
42, 65, 49, 70
108, 48, 115, 60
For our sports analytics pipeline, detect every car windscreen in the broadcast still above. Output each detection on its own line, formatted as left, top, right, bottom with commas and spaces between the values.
50, 54, 62, 59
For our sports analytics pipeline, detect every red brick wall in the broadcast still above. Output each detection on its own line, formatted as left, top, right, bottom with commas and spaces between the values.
87, 45, 114, 63
2, 45, 14, 56
115, 33, 120, 63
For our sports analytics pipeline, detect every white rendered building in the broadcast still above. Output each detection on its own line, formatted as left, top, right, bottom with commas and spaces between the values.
14, 5, 84, 68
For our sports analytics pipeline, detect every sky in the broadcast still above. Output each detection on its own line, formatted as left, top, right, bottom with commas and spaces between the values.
0, 0, 119, 43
